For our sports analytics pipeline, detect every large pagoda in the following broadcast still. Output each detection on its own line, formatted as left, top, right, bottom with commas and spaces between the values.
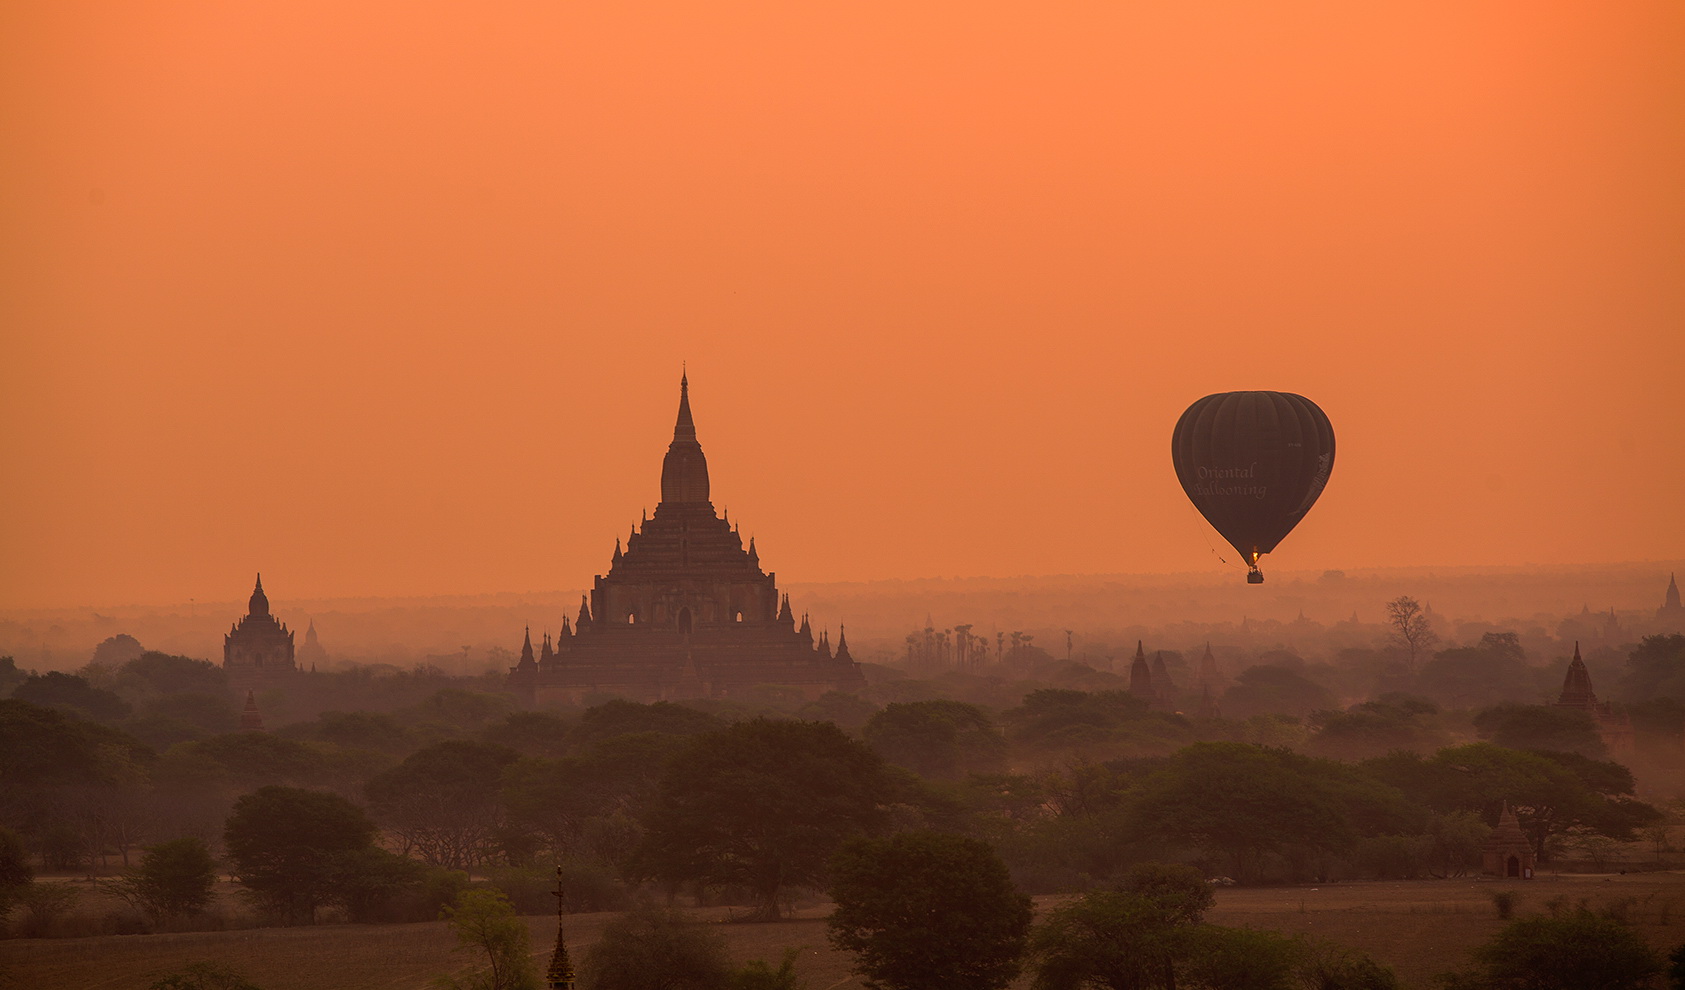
222, 574, 297, 691
511, 375, 866, 705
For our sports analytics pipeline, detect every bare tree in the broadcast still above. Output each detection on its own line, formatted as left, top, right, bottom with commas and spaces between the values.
1385, 596, 1436, 671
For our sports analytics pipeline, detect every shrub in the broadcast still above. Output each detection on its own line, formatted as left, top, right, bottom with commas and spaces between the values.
1489, 890, 1519, 920
1445, 912, 1661, 990
147, 961, 263, 990
580, 906, 733, 990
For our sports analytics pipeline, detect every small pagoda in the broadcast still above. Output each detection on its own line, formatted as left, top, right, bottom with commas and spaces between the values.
547, 867, 575, 990
1481, 804, 1535, 879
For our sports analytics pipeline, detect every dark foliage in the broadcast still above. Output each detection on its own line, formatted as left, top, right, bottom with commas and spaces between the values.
223, 785, 381, 923
639, 718, 893, 920
863, 700, 1006, 779
1473, 704, 1607, 759
829, 831, 1031, 990
119, 652, 228, 697
1444, 912, 1662, 990
14, 671, 131, 722
579, 905, 734, 990
365, 739, 518, 868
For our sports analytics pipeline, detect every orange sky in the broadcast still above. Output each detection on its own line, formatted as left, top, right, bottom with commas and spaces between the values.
2, 2, 1682, 609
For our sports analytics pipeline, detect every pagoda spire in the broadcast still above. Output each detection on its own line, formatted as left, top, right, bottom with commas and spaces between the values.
577, 596, 592, 630
674, 371, 697, 443
835, 624, 852, 662
546, 867, 576, 990
240, 690, 265, 732
1557, 641, 1597, 709
1129, 641, 1154, 701
249, 573, 270, 617
519, 627, 536, 666
659, 371, 710, 504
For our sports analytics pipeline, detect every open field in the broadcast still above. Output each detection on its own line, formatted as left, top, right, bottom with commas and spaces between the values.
6, 872, 1685, 990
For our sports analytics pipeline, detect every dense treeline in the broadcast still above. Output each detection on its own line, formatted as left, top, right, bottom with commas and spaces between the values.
3, 633, 1683, 938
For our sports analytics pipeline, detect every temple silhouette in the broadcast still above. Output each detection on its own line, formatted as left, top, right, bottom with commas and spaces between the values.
511, 375, 866, 705
222, 574, 298, 691
1555, 641, 1634, 754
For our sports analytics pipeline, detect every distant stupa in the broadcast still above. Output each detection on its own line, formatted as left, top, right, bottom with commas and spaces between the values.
296, 619, 328, 672
1128, 641, 1154, 702
1554, 642, 1633, 754
1660, 574, 1684, 627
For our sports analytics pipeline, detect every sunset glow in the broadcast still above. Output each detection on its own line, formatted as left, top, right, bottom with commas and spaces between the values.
3, 2, 1681, 608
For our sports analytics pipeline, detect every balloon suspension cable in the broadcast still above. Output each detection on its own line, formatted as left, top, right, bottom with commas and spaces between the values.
1180, 497, 1235, 570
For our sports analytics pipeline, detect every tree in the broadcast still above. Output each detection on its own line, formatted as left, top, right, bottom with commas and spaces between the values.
13, 671, 131, 722
730, 950, 805, 990
1220, 665, 1336, 719
1622, 635, 1685, 701
434, 888, 538, 990
828, 832, 1031, 990
1030, 889, 1188, 990
1127, 743, 1411, 881
414, 688, 517, 735
795, 692, 880, 734
365, 740, 518, 868
223, 785, 379, 923
1423, 811, 1490, 878
0, 655, 30, 695
188, 732, 332, 791
479, 711, 576, 759
571, 699, 723, 746
1032, 868, 1394, 990
1030, 863, 1221, 990
1116, 862, 1214, 924
1305, 700, 1445, 761
579, 905, 734, 990
0, 826, 31, 922
1000, 690, 1156, 752
115, 837, 218, 921
639, 718, 893, 920
1445, 912, 1661, 990
146, 961, 263, 990
118, 652, 227, 697
1473, 705, 1607, 759
91, 634, 146, 668
1362, 744, 1660, 863
1180, 925, 1308, 990
1384, 597, 1436, 672
862, 700, 1007, 780
287, 709, 417, 754
1417, 644, 1532, 711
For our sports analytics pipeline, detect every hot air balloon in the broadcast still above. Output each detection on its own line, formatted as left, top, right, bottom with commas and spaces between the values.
1170, 391, 1335, 584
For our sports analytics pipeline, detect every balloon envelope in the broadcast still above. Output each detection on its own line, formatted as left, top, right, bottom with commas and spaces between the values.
1170, 391, 1335, 581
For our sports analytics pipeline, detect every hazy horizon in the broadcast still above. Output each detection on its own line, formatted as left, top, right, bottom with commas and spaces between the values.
4, 557, 1682, 615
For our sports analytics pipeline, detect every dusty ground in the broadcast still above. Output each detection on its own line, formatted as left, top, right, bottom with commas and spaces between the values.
5, 872, 1685, 990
